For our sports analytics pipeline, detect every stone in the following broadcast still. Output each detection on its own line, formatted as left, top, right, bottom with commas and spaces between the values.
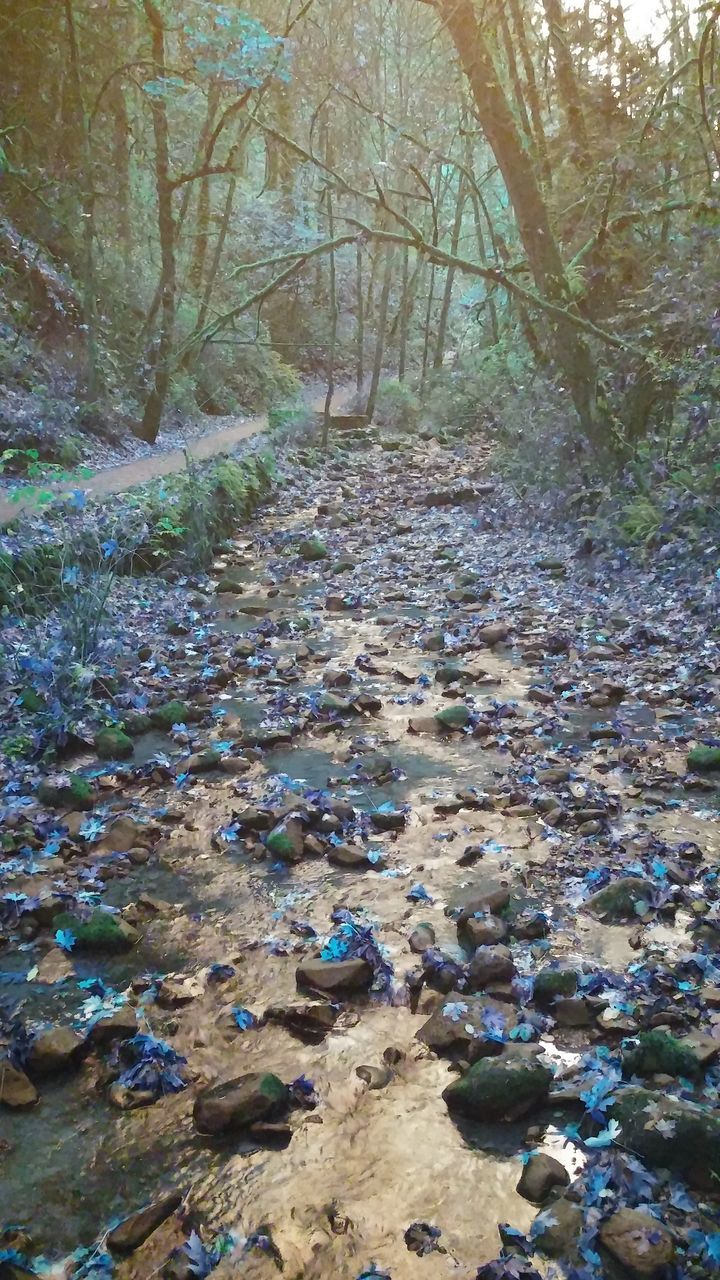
266, 817, 305, 862
26, 1026, 85, 1076
186, 749, 221, 774
409, 923, 436, 953
609, 1087, 720, 1189
87, 1007, 139, 1048
53, 909, 140, 953
193, 1071, 289, 1135
95, 726, 134, 761
467, 944, 516, 990
435, 704, 471, 731
599, 1209, 674, 1278
452, 885, 511, 921
37, 773, 94, 811
150, 700, 196, 731
554, 997, 591, 1028
477, 622, 509, 645
443, 1052, 552, 1120
370, 808, 406, 831
264, 1002, 339, 1042
327, 844, 374, 870
687, 745, 720, 771
621, 1030, 703, 1080
517, 1152, 569, 1204
459, 914, 508, 950
298, 537, 328, 561
100, 815, 153, 852
533, 967, 578, 1007
0, 1060, 38, 1108
585, 877, 654, 921
107, 1192, 183, 1254
296, 956, 373, 994
532, 1196, 583, 1258
417, 994, 516, 1057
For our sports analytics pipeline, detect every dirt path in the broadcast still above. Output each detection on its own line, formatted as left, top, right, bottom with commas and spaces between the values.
0, 389, 350, 524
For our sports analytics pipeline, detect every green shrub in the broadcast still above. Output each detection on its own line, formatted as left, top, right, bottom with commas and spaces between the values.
372, 379, 420, 431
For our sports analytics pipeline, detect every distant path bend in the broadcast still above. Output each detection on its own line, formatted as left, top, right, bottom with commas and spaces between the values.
0, 388, 353, 525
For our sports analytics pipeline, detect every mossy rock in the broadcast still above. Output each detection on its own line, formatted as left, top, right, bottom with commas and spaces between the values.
19, 688, 45, 713
622, 1030, 701, 1080
320, 692, 354, 715
216, 576, 245, 594
687, 745, 720, 772
585, 877, 653, 921
95, 727, 134, 761
331, 558, 356, 573
609, 1087, 720, 1189
423, 632, 445, 652
123, 713, 152, 737
443, 1054, 552, 1120
186, 748, 221, 774
533, 967, 578, 1006
298, 537, 328, 562
150, 700, 193, 731
37, 774, 94, 811
435, 705, 471, 731
53, 909, 139, 953
435, 664, 467, 686
167, 619, 191, 635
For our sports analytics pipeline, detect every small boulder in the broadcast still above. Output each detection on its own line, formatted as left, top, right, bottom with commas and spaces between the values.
585, 877, 654, 921
443, 1052, 552, 1120
0, 1060, 38, 1108
517, 1152, 569, 1204
296, 956, 373, 994
26, 1027, 85, 1077
107, 1191, 182, 1254
467, 944, 516, 990
193, 1071, 289, 1136
95, 726, 134, 761
599, 1209, 674, 1278
53, 909, 139, 953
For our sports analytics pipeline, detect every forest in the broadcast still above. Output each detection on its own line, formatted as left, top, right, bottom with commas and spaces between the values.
0, 2, 719, 1279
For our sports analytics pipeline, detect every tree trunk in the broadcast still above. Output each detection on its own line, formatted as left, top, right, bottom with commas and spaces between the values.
63, 0, 99, 400
365, 239, 394, 420
189, 81, 221, 292
321, 189, 337, 450
507, 0, 552, 186
139, 0, 175, 444
437, 0, 601, 440
433, 175, 465, 369
355, 240, 365, 392
541, 0, 590, 165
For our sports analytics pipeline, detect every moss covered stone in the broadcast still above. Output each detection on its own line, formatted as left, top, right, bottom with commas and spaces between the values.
150, 700, 192, 731
216, 576, 245, 594
609, 1087, 720, 1189
95, 726, 134, 761
19, 688, 45, 713
621, 1030, 702, 1080
585, 876, 653, 921
533, 967, 578, 1006
443, 1053, 552, 1120
37, 774, 94, 811
123, 713, 152, 737
435, 704, 471, 731
298, 536, 328, 561
54, 909, 139, 953
687, 745, 720, 772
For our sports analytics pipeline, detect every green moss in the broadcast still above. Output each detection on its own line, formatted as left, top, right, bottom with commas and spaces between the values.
687, 745, 720, 772
622, 1030, 701, 1080
609, 1087, 720, 1189
123, 712, 152, 737
298, 536, 328, 562
443, 1056, 552, 1120
37, 774, 94, 810
586, 877, 653, 921
19, 688, 45, 713
54, 909, 138, 953
150, 700, 191, 730
435, 705, 471, 730
95, 726, 134, 761
533, 968, 578, 1006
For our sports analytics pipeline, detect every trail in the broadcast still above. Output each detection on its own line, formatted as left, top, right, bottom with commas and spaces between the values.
0, 389, 351, 524
1, 431, 719, 1278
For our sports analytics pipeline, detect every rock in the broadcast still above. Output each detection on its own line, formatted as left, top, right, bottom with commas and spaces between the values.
599, 1209, 674, 1278
95, 726, 134, 761
327, 844, 374, 870
621, 1030, 703, 1080
150, 700, 197, 731
101, 815, 153, 852
585, 877, 654, 921
107, 1192, 183, 1254
533, 967, 578, 1007
532, 1196, 583, 1258
477, 622, 509, 645
298, 537, 328, 561
215, 576, 245, 593
37, 773, 94, 811
417, 994, 516, 1057
409, 923, 436, 953
453, 885, 511, 921
435, 704, 471, 731
467, 944, 516, 990
26, 1026, 85, 1076
422, 485, 477, 507
193, 1071, 289, 1135
266, 817, 305, 862
53, 909, 140, 952
459, 913, 508, 949
609, 1087, 720, 1189
356, 1064, 393, 1089
554, 997, 591, 1027
442, 1052, 552, 1120
687, 745, 720, 771
370, 807, 406, 831
186, 749, 221, 774
264, 1002, 339, 1042
0, 1060, 38, 1108
517, 1152, 569, 1204
88, 1007, 139, 1048
435, 664, 468, 686
296, 956, 373, 994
